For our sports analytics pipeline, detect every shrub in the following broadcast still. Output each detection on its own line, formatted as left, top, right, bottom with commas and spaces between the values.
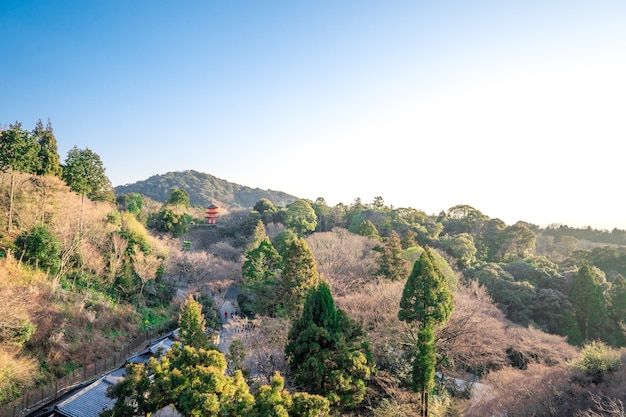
15, 224, 61, 274
574, 340, 622, 382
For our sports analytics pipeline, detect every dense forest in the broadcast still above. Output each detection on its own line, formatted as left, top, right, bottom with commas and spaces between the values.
114, 170, 298, 209
2, 120, 626, 416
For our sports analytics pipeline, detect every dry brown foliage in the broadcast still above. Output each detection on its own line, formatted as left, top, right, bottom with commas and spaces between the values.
0, 255, 46, 395
306, 227, 378, 296
465, 363, 572, 417
437, 279, 510, 375
166, 242, 240, 294
236, 316, 290, 384
131, 244, 163, 296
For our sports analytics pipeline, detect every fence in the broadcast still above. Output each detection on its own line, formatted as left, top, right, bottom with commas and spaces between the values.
1, 323, 175, 417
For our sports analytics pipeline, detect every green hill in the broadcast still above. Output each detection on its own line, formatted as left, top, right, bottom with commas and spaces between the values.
114, 170, 298, 208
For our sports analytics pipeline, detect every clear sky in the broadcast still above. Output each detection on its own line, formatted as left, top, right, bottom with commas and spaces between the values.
2, 1, 625, 230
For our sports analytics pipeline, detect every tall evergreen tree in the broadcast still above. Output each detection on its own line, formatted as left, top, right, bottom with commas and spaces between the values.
279, 237, 319, 318
608, 274, 626, 345
0, 122, 39, 232
242, 238, 283, 316
398, 247, 454, 417
248, 219, 269, 251
609, 274, 626, 324
376, 230, 410, 281
285, 281, 374, 409
179, 295, 212, 350
32, 119, 62, 176
569, 261, 609, 342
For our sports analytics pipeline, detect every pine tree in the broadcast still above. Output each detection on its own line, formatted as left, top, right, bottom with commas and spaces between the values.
398, 247, 454, 417
285, 281, 374, 409
33, 119, 62, 176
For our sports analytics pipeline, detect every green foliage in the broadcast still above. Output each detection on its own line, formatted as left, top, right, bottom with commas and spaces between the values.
32, 119, 62, 176
195, 293, 222, 331
103, 344, 255, 417
358, 219, 380, 240
272, 230, 298, 258
116, 193, 146, 222
573, 340, 621, 382
398, 248, 454, 327
104, 345, 327, 417
114, 170, 297, 208
414, 325, 436, 393
290, 392, 331, 417
226, 339, 249, 379
284, 199, 317, 237
439, 233, 477, 269
15, 224, 61, 274
279, 237, 319, 318
149, 208, 191, 237
494, 222, 536, 262
166, 187, 190, 208
285, 281, 374, 408
0, 122, 38, 174
120, 212, 151, 254
178, 295, 212, 350
1, 318, 36, 347
254, 198, 278, 214
248, 219, 270, 251
242, 238, 283, 316
251, 372, 330, 417
569, 262, 609, 342
62, 146, 114, 202
376, 231, 410, 281
398, 247, 453, 410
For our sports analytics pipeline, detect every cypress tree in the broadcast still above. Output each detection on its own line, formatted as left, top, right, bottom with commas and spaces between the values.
398, 247, 454, 417
33, 119, 62, 176
285, 281, 374, 409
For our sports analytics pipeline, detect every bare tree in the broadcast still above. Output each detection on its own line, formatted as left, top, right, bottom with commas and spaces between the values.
108, 233, 128, 286
131, 244, 163, 297
239, 316, 290, 384
579, 393, 626, 417
306, 227, 378, 296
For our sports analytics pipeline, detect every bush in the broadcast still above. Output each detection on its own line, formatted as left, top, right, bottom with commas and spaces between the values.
15, 224, 61, 274
574, 340, 622, 382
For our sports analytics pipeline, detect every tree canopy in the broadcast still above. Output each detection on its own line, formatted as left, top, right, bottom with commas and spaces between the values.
62, 146, 114, 202
285, 280, 374, 409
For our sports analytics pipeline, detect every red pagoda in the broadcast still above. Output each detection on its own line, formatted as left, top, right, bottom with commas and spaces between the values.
206, 203, 219, 225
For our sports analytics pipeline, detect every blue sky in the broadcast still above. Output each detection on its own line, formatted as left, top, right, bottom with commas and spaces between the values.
2, 1, 625, 230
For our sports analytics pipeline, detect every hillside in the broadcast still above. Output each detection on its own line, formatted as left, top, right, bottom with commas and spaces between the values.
114, 170, 298, 209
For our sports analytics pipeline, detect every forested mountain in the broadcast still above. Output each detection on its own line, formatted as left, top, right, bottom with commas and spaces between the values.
114, 170, 298, 209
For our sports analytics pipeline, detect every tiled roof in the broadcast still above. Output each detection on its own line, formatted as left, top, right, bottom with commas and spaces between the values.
54, 368, 126, 417
27, 331, 180, 417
